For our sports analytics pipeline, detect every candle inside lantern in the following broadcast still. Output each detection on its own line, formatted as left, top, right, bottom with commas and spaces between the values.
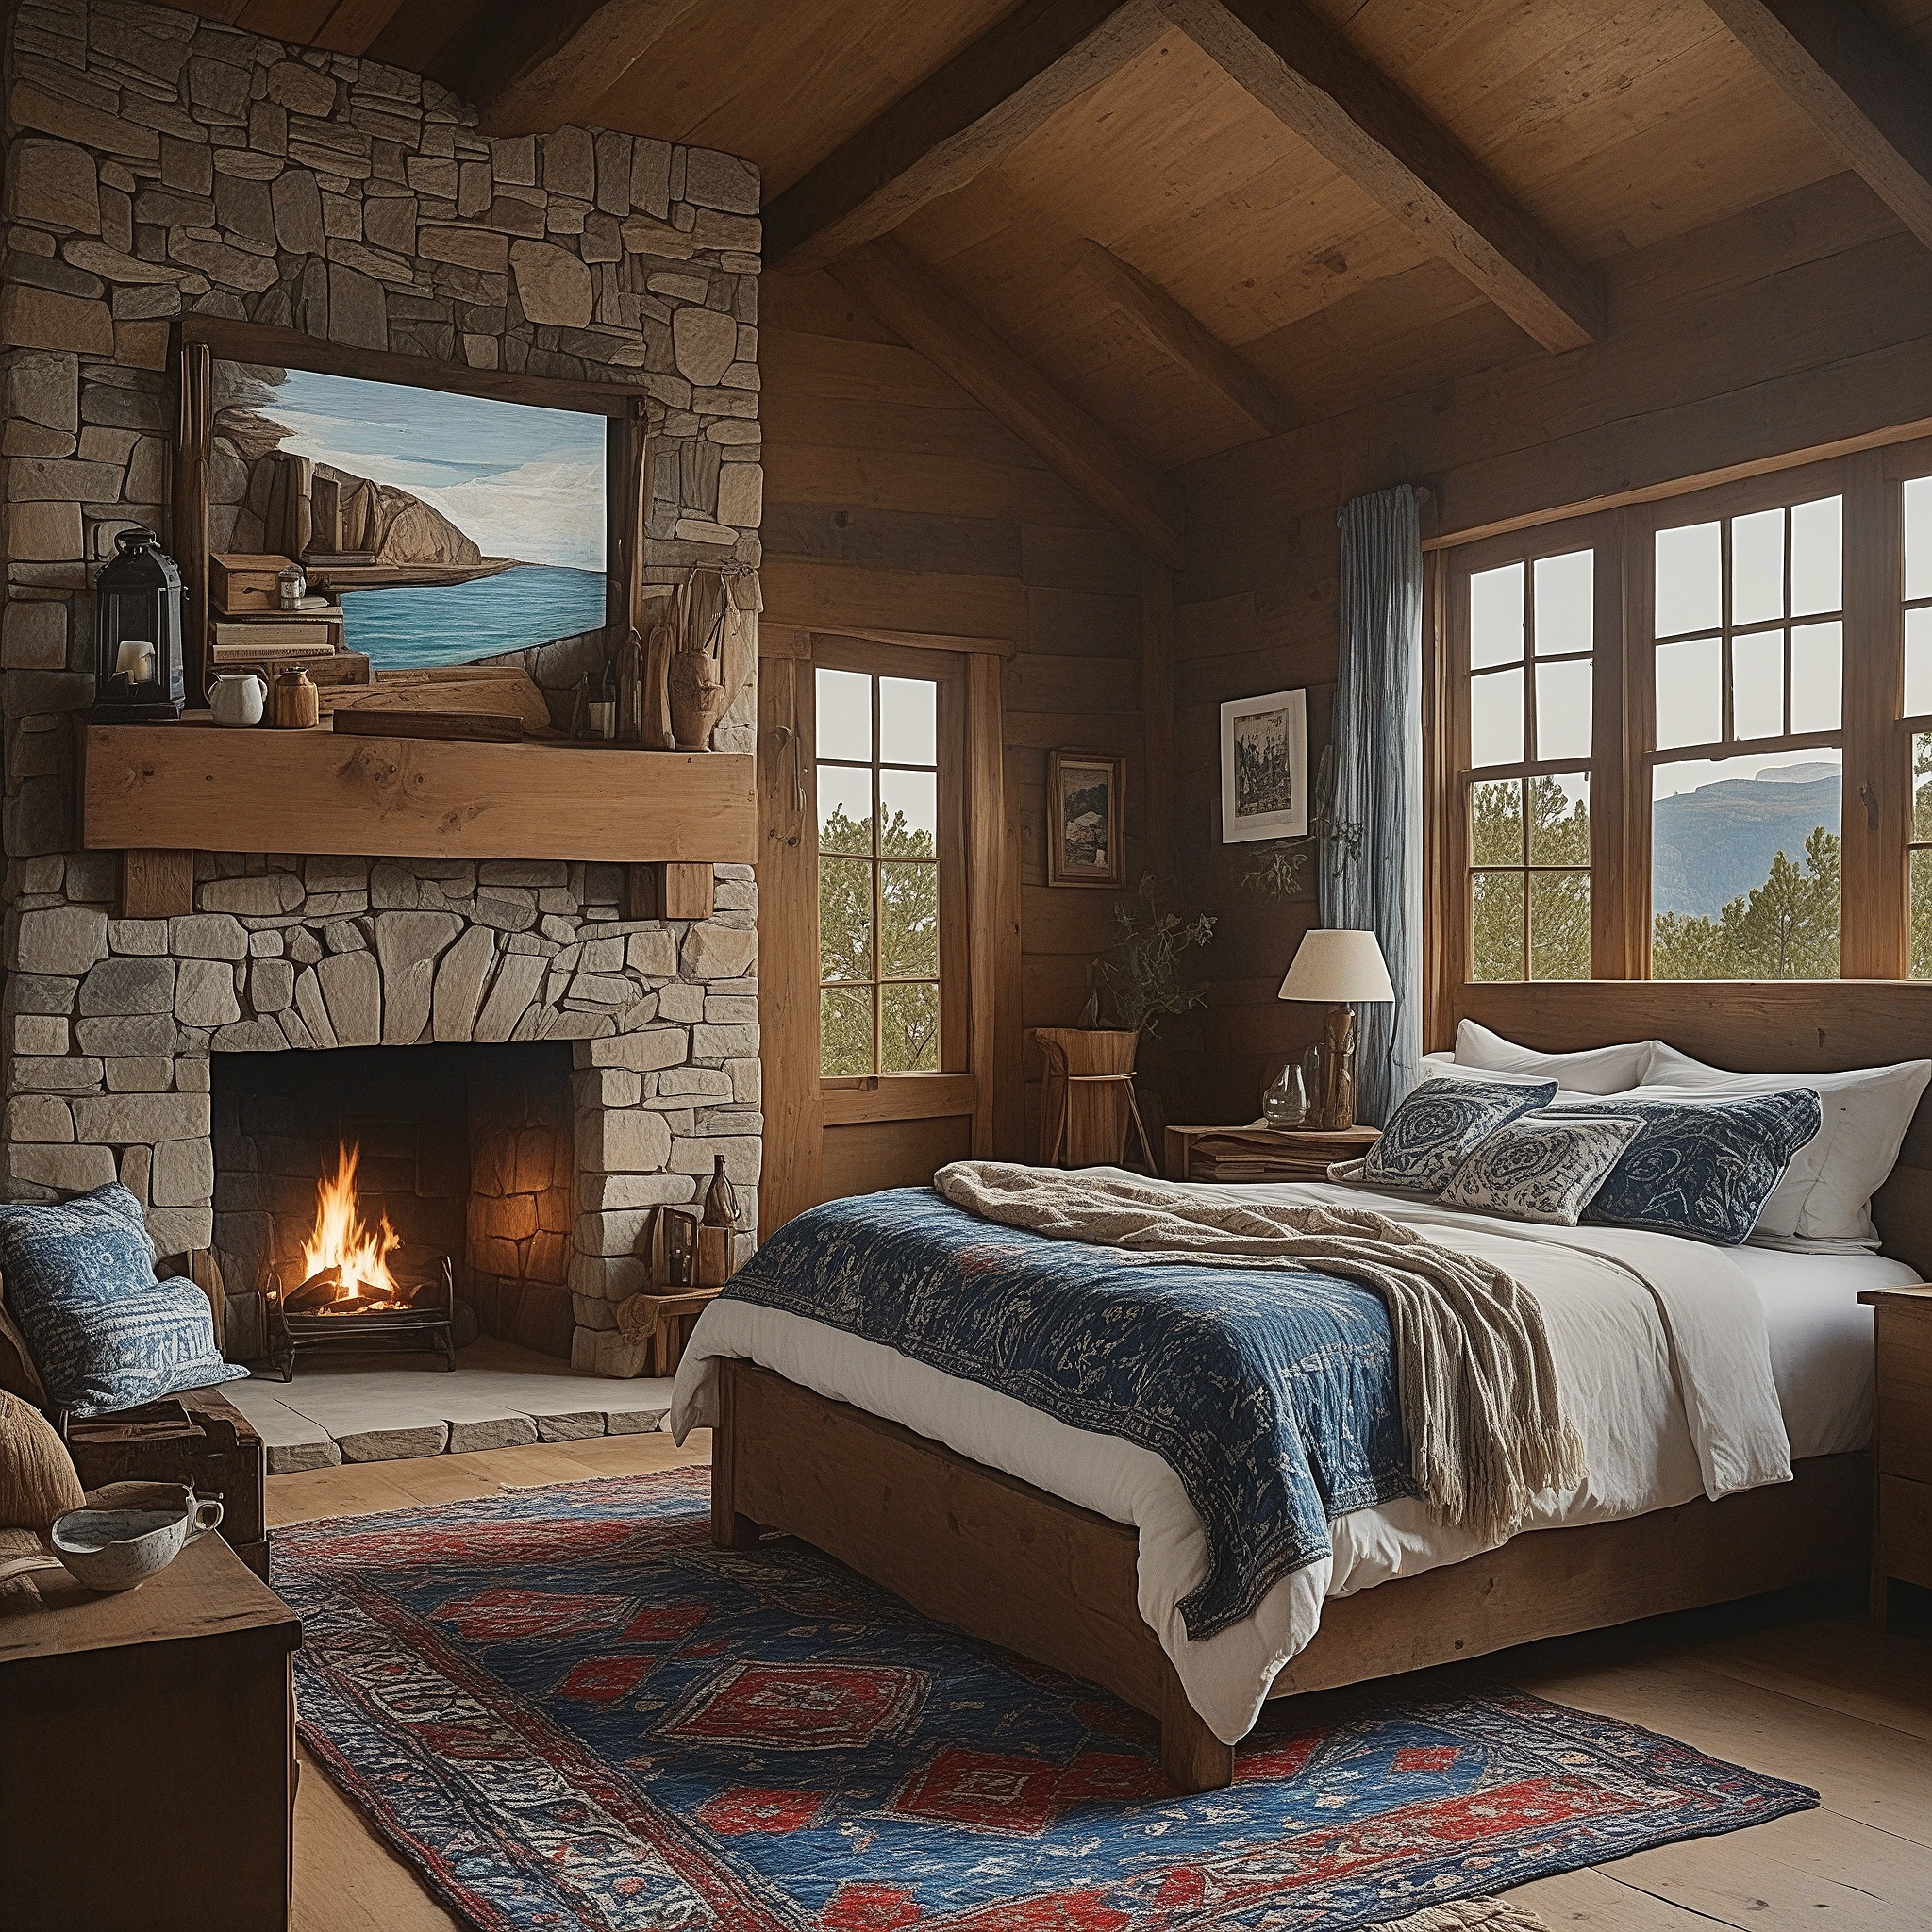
114, 638, 155, 684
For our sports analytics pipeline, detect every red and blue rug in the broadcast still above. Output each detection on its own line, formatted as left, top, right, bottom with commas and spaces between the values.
275, 1466, 1815, 1931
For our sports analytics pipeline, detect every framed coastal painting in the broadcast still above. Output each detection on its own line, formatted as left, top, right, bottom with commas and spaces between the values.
208, 356, 608, 669
1220, 688, 1307, 843
1047, 750, 1125, 887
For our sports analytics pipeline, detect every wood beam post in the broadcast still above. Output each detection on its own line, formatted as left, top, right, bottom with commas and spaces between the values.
827, 239, 1185, 567
1079, 238, 1291, 437
424, 0, 705, 136
1158, 0, 1605, 353
764, 0, 1163, 274
1701, 0, 1932, 254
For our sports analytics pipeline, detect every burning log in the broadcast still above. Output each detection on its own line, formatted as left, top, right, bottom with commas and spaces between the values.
284, 1265, 343, 1312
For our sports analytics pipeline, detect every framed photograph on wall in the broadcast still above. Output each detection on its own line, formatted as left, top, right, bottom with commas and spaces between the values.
1047, 750, 1125, 887
1220, 688, 1307, 843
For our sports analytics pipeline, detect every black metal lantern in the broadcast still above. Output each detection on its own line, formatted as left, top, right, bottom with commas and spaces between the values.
92, 525, 185, 722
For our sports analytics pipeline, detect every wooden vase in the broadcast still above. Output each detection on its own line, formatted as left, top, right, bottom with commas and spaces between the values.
267, 665, 318, 729
1034, 1026, 1140, 1167
668, 649, 728, 751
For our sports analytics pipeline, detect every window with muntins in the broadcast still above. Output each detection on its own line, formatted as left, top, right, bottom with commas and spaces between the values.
816, 664, 943, 1076
1439, 447, 1931, 988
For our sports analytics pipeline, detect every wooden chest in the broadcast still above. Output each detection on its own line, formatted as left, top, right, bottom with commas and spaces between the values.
0, 1529, 298, 1931
62, 1385, 268, 1580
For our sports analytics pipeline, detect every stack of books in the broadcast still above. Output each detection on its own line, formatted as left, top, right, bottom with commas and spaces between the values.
1186, 1138, 1313, 1182
208, 551, 368, 685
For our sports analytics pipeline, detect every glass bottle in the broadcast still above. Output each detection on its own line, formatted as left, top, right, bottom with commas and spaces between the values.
1261, 1058, 1308, 1129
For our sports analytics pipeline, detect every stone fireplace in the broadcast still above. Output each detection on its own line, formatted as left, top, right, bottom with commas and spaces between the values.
0, 0, 766, 1377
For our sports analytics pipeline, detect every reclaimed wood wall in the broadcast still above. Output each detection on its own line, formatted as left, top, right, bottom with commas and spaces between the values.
758, 270, 1158, 1158
1172, 172, 1932, 1124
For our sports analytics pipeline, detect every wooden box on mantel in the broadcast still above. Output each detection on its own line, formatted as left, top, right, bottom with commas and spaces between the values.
80, 719, 757, 866
209, 552, 293, 614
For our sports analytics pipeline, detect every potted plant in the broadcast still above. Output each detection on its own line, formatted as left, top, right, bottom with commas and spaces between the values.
1036, 877, 1215, 1166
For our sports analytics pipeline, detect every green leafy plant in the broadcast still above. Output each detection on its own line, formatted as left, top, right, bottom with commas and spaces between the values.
1081, 875, 1216, 1036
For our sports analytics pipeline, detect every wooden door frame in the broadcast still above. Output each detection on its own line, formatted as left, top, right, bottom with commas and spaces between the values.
756, 624, 1021, 1238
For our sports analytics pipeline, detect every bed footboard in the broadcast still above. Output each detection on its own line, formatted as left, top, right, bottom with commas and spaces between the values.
709, 1355, 1236, 1790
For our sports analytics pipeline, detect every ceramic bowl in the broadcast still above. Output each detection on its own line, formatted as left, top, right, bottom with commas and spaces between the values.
50, 1483, 224, 1592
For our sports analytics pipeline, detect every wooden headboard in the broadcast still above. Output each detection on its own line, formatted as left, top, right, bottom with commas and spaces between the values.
1446, 981, 1932, 1278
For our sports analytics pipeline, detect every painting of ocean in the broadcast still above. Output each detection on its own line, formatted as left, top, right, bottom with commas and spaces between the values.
338, 564, 608, 668
219, 360, 609, 669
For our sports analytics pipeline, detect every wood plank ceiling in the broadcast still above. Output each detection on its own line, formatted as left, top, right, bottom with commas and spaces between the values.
173, 0, 1932, 517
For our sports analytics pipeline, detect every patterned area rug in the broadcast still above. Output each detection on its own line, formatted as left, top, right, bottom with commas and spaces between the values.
275, 1467, 1816, 1931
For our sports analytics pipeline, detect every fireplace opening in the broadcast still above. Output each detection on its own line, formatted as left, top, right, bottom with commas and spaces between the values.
212, 1042, 576, 1368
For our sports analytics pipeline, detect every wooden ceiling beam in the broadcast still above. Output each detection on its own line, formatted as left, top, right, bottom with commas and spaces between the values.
1159, 0, 1605, 354
828, 239, 1185, 567
764, 0, 1164, 275
1078, 238, 1292, 437
1701, 0, 1932, 251
424, 0, 705, 137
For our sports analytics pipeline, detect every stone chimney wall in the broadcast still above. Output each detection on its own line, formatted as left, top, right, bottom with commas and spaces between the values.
0, 0, 764, 1374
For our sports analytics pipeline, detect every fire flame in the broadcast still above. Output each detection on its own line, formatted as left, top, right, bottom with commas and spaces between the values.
305, 1141, 402, 1304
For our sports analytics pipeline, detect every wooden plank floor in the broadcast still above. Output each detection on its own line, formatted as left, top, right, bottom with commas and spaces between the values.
273, 1438, 1932, 1932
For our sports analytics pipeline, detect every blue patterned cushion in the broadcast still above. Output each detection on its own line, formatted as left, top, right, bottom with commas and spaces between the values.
1441, 1114, 1644, 1225
1357, 1075, 1557, 1193
0, 1185, 243, 1416
1550, 1091, 1824, 1245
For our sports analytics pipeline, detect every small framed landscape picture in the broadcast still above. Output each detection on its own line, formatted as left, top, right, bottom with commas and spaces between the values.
1220, 688, 1308, 843
1047, 751, 1125, 887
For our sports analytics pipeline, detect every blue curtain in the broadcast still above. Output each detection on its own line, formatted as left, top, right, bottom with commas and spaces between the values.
1322, 484, 1423, 1125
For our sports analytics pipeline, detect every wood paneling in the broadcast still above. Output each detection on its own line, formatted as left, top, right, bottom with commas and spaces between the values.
1161, 0, 1606, 352
765, 0, 1165, 272
761, 293, 1148, 1206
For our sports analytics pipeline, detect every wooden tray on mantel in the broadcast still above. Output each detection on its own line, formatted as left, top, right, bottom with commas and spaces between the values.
80, 715, 757, 865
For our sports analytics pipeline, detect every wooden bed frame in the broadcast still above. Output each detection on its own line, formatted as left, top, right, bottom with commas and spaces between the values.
714, 984, 1924, 1791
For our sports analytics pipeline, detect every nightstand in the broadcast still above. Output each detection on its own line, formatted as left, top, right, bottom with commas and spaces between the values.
1857, 1283, 1932, 1628
1165, 1124, 1381, 1183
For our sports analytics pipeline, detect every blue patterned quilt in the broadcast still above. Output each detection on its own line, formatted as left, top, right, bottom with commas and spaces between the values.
719, 1188, 1412, 1639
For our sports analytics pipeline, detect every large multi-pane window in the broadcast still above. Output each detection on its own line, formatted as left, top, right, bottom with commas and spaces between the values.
816, 663, 944, 1076
1441, 448, 1932, 987
1648, 493, 1842, 980
1466, 551, 1593, 981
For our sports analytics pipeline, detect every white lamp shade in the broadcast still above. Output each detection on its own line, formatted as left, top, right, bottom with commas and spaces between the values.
1278, 927, 1395, 1005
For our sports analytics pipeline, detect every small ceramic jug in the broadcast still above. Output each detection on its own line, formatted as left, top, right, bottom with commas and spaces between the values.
208, 670, 267, 726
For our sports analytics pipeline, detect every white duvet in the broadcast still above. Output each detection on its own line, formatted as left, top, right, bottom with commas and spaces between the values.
670, 1176, 1908, 1744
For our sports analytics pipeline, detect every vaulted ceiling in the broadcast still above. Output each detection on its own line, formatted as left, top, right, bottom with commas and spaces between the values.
175, 1, 1932, 508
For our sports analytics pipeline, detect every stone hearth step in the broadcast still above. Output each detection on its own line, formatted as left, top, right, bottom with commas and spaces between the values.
222, 1337, 675, 1473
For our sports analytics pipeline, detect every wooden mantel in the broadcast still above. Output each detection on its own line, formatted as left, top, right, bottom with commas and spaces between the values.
81, 721, 758, 866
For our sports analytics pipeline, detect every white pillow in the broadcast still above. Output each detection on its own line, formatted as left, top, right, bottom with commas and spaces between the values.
1441, 1113, 1644, 1226
1453, 1019, 1655, 1095
1641, 1044, 1930, 1245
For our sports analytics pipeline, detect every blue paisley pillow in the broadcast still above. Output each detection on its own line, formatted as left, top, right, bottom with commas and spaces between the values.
1441, 1114, 1643, 1225
0, 1184, 243, 1416
1551, 1091, 1824, 1244
1356, 1075, 1557, 1194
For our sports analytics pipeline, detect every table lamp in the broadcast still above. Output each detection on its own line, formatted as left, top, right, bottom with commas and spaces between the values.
1277, 928, 1395, 1131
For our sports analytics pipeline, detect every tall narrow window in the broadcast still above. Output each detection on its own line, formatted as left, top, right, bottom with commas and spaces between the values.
816, 664, 943, 1075
1464, 548, 1593, 981
1649, 493, 1842, 980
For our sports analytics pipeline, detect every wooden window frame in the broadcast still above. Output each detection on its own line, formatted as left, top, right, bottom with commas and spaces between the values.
1429, 445, 1920, 1010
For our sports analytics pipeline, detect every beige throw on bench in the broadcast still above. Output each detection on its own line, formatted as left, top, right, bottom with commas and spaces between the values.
934, 1162, 1587, 1549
